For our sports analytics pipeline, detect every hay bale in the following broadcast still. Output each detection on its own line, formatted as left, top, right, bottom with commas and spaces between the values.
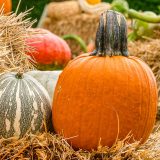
45, 13, 99, 54
0, 10, 35, 74
129, 38, 160, 119
47, 1, 81, 20
41, 1, 100, 54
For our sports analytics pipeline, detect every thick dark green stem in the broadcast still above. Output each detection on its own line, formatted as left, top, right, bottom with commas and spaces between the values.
91, 10, 128, 57
62, 34, 87, 53
128, 9, 160, 23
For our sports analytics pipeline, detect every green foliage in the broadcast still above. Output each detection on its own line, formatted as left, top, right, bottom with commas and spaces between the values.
111, 0, 129, 14
128, 11, 157, 41
12, 0, 50, 27
103, 0, 160, 14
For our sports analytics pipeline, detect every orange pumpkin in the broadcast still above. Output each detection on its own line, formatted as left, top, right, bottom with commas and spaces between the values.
26, 28, 72, 70
52, 10, 157, 150
0, 0, 12, 13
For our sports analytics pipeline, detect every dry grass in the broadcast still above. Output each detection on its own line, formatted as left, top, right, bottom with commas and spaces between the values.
0, 124, 159, 160
43, 12, 99, 54
42, 1, 100, 54
0, 9, 36, 74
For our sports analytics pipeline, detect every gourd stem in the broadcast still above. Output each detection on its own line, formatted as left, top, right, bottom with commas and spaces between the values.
62, 34, 87, 53
128, 9, 160, 23
16, 72, 23, 79
90, 10, 128, 57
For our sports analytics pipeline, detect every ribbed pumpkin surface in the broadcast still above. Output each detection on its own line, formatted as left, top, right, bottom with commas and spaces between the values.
0, 72, 51, 138
53, 54, 157, 150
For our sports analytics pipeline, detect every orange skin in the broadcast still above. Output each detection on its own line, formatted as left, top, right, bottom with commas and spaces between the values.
26, 29, 71, 69
0, 0, 12, 13
52, 53, 157, 150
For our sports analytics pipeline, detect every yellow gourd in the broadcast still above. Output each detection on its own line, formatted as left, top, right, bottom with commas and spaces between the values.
86, 0, 101, 5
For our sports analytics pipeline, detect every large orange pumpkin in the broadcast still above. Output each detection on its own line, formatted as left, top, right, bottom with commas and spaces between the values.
52, 10, 157, 150
0, 0, 12, 13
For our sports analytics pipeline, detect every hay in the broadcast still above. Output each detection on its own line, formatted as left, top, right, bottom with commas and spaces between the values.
0, 9, 36, 74
128, 38, 160, 119
43, 13, 99, 54
0, 125, 159, 160
41, 1, 100, 54
47, 1, 81, 20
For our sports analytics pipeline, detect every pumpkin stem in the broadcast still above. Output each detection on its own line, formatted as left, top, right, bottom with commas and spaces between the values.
90, 10, 128, 57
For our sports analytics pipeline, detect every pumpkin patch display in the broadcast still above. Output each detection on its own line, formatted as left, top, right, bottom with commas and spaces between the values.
0, 72, 52, 138
52, 10, 158, 150
26, 28, 72, 70
0, 0, 12, 13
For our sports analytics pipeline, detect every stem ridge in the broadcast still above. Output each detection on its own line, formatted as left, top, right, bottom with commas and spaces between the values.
90, 10, 129, 57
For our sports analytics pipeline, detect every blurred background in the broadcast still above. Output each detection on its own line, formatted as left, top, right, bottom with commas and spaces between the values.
12, 0, 160, 27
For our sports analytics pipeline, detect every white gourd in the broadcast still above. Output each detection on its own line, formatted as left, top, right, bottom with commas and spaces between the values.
27, 70, 62, 101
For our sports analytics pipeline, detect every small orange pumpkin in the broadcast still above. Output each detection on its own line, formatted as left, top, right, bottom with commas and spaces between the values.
52, 10, 157, 150
0, 0, 12, 13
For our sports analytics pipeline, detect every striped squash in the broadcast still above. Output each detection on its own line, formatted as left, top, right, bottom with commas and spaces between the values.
0, 72, 52, 138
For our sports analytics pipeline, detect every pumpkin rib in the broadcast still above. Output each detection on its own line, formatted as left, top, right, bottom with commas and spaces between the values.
132, 60, 151, 142
96, 57, 109, 146
128, 57, 156, 142
129, 57, 157, 141
77, 58, 100, 148
115, 57, 131, 142
128, 58, 145, 140
106, 57, 120, 144
103, 57, 120, 143
122, 57, 142, 140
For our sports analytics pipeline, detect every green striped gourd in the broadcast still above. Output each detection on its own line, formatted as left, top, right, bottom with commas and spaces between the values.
0, 72, 52, 138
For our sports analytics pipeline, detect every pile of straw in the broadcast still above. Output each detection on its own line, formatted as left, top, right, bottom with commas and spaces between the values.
0, 9, 35, 74
0, 125, 159, 160
41, 1, 100, 54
